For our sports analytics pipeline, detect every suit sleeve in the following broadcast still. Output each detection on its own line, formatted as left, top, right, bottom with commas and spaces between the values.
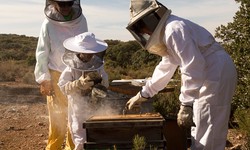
141, 56, 178, 98
34, 20, 51, 84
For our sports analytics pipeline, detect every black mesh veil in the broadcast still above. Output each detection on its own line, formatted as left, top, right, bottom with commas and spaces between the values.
44, 0, 82, 22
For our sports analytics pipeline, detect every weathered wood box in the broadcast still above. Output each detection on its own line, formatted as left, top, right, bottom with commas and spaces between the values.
83, 114, 166, 149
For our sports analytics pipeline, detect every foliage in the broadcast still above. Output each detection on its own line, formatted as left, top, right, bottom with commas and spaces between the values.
104, 41, 160, 70
0, 34, 37, 83
0, 60, 35, 84
0, 34, 37, 66
132, 134, 146, 150
0, 60, 18, 81
132, 134, 159, 150
0, 34, 161, 83
215, 0, 250, 110
234, 108, 250, 149
153, 83, 181, 118
104, 40, 160, 81
215, 0, 250, 146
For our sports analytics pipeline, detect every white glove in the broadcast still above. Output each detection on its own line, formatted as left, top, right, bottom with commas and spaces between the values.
65, 80, 80, 94
65, 76, 94, 94
79, 75, 95, 90
91, 84, 107, 98
126, 92, 148, 110
177, 105, 194, 128
85, 72, 102, 84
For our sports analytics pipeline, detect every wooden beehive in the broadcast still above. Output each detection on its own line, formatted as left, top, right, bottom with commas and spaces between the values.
82, 80, 187, 149
83, 113, 166, 149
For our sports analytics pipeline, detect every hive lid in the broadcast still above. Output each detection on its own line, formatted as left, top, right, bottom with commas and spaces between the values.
87, 113, 163, 121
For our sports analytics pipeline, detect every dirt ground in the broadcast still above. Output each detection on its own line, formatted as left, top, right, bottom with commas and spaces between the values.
0, 82, 48, 150
0, 82, 248, 150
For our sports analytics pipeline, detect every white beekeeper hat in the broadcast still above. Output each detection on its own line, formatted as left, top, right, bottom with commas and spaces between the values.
63, 32, 108, 53
62, 32, 107, 71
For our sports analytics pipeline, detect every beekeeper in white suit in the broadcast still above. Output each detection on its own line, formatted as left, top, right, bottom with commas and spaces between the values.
58, 32, 109, 150
125, 0, 237, 149
34, 0, 88, 149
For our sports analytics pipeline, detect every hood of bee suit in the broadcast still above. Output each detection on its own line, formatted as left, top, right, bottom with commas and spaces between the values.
127, 0, 172, 56
44, 0, 82, 22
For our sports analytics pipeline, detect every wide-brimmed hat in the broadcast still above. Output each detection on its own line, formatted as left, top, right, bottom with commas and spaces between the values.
63, 32, 108, 53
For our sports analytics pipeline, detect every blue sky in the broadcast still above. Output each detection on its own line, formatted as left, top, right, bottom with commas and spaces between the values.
0, 0, 239, 41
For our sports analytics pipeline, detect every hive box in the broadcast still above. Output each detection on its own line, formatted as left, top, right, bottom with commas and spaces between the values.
83, 114, 166, 149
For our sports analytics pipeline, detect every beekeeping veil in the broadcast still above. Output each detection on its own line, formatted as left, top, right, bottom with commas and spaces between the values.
127, 0, 171, 56
62, 32, 107, 71
45, 0, 82, 22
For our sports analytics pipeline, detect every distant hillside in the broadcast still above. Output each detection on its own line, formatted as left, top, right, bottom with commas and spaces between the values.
0, 34, 161, 83
0, 34, 38, 83
0, 34, 37, 63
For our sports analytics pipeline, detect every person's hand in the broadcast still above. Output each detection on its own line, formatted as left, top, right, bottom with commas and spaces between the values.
85, 72, 102, 85
40, 80, 53, 96
65, 76, 94, 94
177, 105, 194, 128
91, 84, 107, 98
79, 75, 95, 90
126, 92, 148, 110
65, 80, 80, 94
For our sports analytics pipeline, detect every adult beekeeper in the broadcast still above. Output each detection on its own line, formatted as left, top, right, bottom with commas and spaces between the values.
58, 32, 109, 150
125, 0, 237, 149
34, 0, 88, 149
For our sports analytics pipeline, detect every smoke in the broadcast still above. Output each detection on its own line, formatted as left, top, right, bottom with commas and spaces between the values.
47, 90, 129, 136
87, 91, 129, 117
70, 90, 129, 122
93, 97, 122, 116
47, 95, 69, 134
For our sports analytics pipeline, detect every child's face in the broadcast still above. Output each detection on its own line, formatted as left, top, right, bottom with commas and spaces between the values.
77, 53, 94, 62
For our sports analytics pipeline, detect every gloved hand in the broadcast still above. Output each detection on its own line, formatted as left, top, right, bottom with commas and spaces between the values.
65, 76, 94, 94
91, 84, 108, 98
65, 80, 80, 94
40, 80, 53, 96
79, 75, 95, 90
126, 92, 148, 110
177, 105, 194, 128
85, 72, 102, 85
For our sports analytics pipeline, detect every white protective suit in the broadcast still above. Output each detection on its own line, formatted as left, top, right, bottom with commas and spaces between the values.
34, 15, 88, 83
34, 10, 88, 150
58, 58, 109, 150
140, 15, 237, 150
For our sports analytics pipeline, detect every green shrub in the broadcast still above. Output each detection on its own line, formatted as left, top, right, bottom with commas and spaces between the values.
132, 134, 146, 150
0, 60, 19, 81
0, 60, 32, 82
22, 70, 36, 84
153, 85, 181, 118
234, 109, 250, 149
26, 55, 36, 66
